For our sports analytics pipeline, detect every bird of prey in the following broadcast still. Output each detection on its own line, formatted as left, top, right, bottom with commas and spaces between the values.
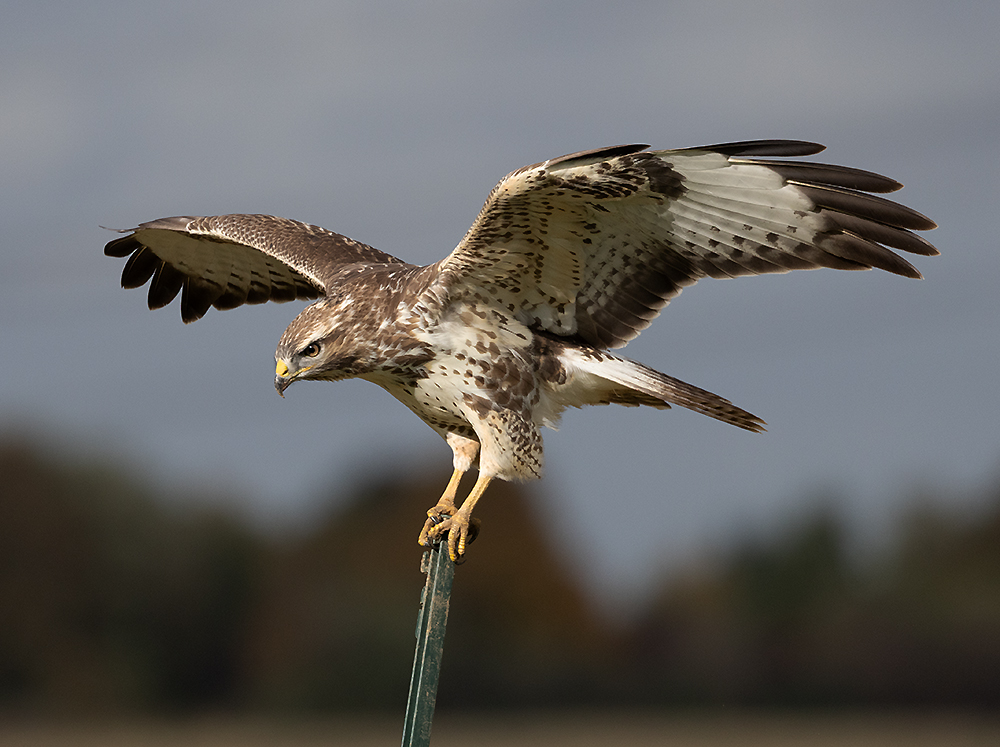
104, 140, 937, 561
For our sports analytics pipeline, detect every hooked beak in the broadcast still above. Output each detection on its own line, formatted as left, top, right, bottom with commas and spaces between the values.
274, 360, 292, 397
275, 358, 318, 396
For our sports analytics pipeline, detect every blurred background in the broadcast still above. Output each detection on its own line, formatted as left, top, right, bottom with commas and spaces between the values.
2, 0, 999, 743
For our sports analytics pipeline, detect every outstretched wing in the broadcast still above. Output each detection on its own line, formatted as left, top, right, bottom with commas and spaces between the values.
431, 140, 938, 349
105, 214, 410, 323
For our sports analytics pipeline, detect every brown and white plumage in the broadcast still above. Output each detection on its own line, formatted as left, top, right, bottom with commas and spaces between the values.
104, 140, 937, 560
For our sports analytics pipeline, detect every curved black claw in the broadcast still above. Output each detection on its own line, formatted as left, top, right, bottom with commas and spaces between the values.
446, 516, 483, 564
419, 514, 453, 548
418, 504, 457, 548
466, 517, 481, 544
452, 518, 481, 565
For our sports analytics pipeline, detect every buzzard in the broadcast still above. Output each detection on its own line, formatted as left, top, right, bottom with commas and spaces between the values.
104, 140, 937, 561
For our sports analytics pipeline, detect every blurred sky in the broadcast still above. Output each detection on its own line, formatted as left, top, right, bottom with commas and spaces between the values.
2, 1, 998, 609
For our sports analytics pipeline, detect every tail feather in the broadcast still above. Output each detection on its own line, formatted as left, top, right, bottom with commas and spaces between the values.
562, 348, 766, 433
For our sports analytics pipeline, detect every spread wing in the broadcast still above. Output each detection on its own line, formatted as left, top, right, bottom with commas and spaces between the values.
104, 214, 410, 323
430, 140, 939, 349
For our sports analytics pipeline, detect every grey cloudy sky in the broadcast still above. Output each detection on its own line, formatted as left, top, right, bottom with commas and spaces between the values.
3, 1, 998, 606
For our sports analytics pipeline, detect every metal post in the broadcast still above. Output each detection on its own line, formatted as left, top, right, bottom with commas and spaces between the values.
401, 543, 455, 747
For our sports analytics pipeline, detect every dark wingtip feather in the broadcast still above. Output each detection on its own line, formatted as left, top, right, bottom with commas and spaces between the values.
697, 140, 827, 158
146, 263, 186, 310
738, 159, 905, 193
796, 183, 936, 232
826, 212, 939, 257
821, 232, 924, 279
120, 246, 158, 289
180, 282, 213, 324
104, 234, 139, 258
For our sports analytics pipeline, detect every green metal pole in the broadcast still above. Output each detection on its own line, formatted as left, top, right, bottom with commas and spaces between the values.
401, 543, 455, 747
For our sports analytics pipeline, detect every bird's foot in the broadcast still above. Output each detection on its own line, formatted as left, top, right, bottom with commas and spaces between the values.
419, 509, 480, 563
417, 500, 456, 548
417, 471, 491, 562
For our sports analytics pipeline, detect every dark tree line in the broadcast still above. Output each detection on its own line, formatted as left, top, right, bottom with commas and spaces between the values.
2, 436, 999, 715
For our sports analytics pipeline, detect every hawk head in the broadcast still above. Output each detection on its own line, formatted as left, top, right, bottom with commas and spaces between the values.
273, 298, 365, 395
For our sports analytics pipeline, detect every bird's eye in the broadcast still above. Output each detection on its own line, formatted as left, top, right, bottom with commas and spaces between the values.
302, 343, 321, 358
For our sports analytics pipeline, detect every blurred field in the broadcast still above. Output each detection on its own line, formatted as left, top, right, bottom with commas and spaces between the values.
5, 439, 1000, 730
1, 712, 999, 747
